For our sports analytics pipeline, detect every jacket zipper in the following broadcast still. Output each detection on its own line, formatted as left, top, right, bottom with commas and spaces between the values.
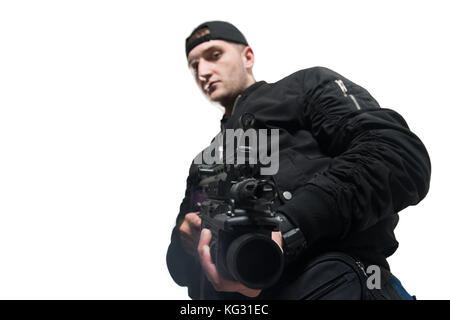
230, 94, 242, 116
355, 260, 368, 277
334, 79, 361, 110
303, 274, 348, 300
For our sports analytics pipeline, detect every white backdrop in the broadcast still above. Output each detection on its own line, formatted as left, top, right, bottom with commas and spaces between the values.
0, 0, 448, 299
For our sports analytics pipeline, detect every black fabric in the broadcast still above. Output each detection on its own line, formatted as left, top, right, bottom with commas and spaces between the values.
185, 20, 249, 57
166, 66, 431, 299
258, 252, 406, 300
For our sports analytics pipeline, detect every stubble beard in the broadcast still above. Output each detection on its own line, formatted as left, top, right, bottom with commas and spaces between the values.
206, 82, 236, 110
215, 75, 248, 111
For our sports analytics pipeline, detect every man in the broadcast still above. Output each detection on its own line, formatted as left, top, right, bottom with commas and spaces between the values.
166, 21, 431, 300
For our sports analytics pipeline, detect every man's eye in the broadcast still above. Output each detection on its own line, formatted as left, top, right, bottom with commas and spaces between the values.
213, 52, 221, 59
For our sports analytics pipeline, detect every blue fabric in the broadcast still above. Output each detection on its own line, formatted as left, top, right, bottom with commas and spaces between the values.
390, 275, 416, 300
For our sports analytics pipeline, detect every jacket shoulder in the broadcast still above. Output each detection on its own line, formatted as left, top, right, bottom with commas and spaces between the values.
274, 66, 343, 88
293, 66, 343, 82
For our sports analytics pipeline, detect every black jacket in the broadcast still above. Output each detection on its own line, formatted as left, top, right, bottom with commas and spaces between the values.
166, 66, 431, 299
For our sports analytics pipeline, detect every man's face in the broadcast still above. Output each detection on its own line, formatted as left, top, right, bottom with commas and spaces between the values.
187, 40, 250, 106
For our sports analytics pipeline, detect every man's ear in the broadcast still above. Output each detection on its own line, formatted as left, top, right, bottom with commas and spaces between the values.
242, 46, 255, 70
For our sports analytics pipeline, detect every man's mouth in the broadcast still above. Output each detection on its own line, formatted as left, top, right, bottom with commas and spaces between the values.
204, 81, 219, 93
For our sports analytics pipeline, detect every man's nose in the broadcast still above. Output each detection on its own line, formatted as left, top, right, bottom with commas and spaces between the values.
197, 59, 213, 80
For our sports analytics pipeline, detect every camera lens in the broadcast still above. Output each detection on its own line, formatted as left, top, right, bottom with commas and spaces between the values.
226, 233, 284, 289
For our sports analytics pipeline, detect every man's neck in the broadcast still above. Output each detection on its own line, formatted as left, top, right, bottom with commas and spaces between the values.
224, 78, 256, 116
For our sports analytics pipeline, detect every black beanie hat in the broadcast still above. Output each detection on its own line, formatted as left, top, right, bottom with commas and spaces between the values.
185, 21, 248, 57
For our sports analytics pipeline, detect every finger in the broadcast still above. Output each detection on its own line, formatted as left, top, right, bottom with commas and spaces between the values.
180, 212, 201, 235
271, 231, 283, 253
186, 213, 202, 228
179, 220, 193, 238
198, 239, 223, 288
181, 222, 196, 237
199, 245, 240, 292
179, 232, 195, 248
197, 229, 258, 295
198, 228, 212, 249
197, 229, 231, 287
200, 248, 260, 295
180, 232, 194, 245
239, 286, 262, 298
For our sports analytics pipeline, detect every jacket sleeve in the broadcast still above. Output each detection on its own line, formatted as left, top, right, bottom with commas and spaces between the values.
276, 67, 431, 247
166, 164, 202, 291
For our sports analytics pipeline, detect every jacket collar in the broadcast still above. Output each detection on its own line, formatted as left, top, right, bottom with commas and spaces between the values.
220, 80, 266, 128
239, 80, 266, 99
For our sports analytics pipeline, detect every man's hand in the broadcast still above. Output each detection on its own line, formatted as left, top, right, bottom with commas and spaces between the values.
197, 228, 284, 298
179, 211, 202, 256
271, 230, 283, 253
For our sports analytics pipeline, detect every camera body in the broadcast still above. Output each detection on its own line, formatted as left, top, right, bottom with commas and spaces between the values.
198, 163, 284, 289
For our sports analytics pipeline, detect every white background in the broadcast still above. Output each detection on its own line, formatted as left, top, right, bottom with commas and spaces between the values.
0, 0, 448, 299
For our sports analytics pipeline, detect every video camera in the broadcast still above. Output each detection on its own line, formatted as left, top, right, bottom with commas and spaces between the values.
197, 161, 284, 290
